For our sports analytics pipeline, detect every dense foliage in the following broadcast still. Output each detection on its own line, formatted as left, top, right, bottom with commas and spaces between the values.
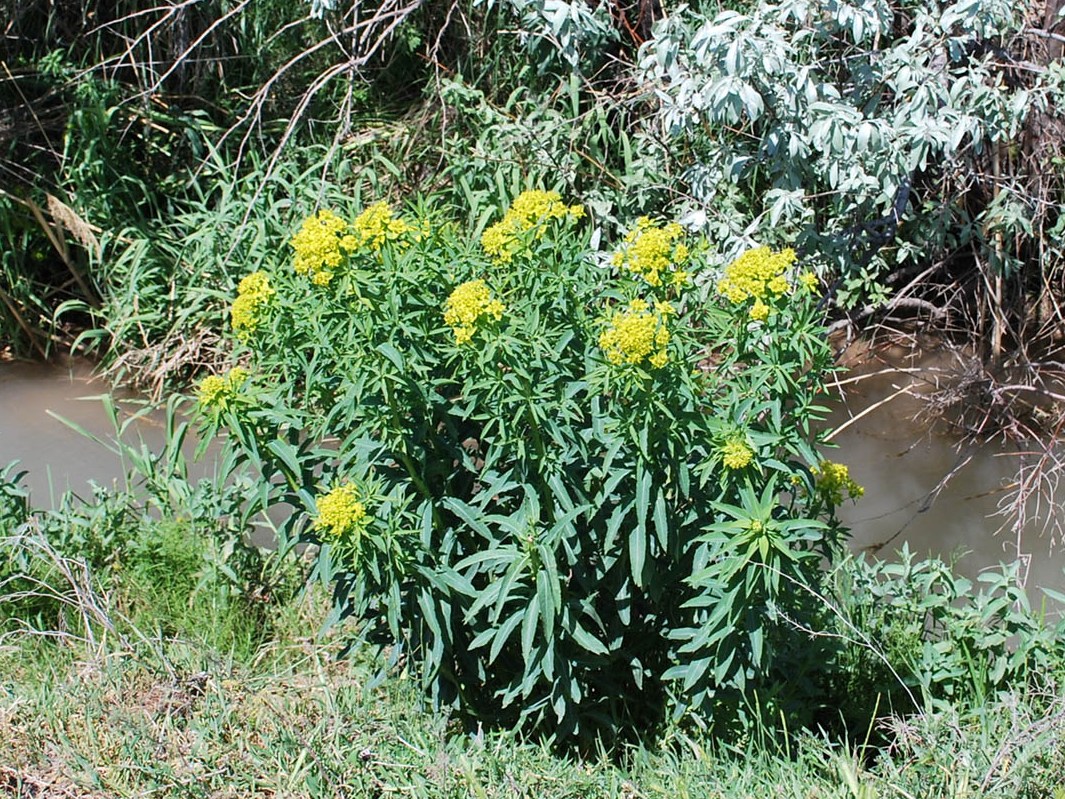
637, 0, 1065, 357
6, 0, 1064, 373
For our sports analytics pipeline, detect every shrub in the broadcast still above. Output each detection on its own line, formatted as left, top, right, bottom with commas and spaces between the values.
203, 190, 858, 740
637, 0, 1065, 351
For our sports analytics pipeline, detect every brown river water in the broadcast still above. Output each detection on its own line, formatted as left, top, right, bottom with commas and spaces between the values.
2, 354, 1064, 593
827, 340, 1065, 594
0, 359, 164, 502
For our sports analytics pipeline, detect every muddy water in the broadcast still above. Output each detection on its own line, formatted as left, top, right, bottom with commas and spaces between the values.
3, 356, 1064, 592
829, 343, 1065, 592
0, 360, 180, 504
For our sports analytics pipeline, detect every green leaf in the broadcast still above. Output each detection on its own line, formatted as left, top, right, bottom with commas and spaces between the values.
749, 624, 764, 667
599, 466, 629, 504
629, 526, 646, 588
548, 472, 576, 513
489, 612, 524, 664
1042, 587, 1065, 606
604, 501, 630, 553
455, 548, 519, 572
376, 342, 406, 370
443, 497, 494, 539
266, 438, 302, 482
570, 621, 609, 656
537, 567, 557, 640
428, 568, 476, 597
713, 648, 737, 684
539, 543, 563, 610
491, 555, 529, 623
683, 657, 712, 691
469, 627, 497, 651
542, 639, 556, 681
522, 591, 541, 663
417, 592, 443, 640
635, 462, 650, 526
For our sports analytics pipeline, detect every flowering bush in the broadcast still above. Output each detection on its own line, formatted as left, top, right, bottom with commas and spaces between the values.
199, 191, 860, 739
481, 189, 584, 263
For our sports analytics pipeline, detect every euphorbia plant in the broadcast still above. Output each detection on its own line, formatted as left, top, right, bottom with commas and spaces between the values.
196, 189, 859, 740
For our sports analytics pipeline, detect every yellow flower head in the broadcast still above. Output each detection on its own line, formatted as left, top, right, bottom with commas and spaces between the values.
225, 366, 250, 387
197, 375, 227, 409
237, 272, 271, 297
767, 275, 789, 295
716, 246, 798, 305
443, 279, 506, 344
314, 483, 369, 542
798, 271, 820, 292
598, 298, 671, 369
720, 438, 754, 470
352, 202, 416, 252
749, 299, 770, 322
612, 217, 690, 288
197, 366, 251, 411
230, 271, 275, 339
481, 190, 584, 264
813, 461, 864, 504
290, 209, 353, 285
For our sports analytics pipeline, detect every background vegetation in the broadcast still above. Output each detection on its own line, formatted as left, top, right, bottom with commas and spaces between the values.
4, 0, 1065, 370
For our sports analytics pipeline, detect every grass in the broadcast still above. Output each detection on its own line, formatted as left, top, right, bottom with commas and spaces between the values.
2, 520, 1065, 798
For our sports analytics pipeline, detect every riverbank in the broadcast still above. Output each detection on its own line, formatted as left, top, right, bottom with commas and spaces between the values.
828, 335, 1065, 592
3, 348, 1065, 796
1, 528, 1062, 799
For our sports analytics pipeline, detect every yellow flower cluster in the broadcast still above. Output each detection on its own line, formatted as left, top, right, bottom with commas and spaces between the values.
720, 438, 754, 470
443, 279, 506, 345
352, 201, 415, 252
481, 190, 584, 263
598, 298, 672, 368
290, 209, 359, 286
611, 217, 690, 287
198, 376, 227, 407
231, 272, 275, 338
197, 366, 250, 410
813, 461, 864, 504
314, 483, 369, 542
717, 246, 816, 321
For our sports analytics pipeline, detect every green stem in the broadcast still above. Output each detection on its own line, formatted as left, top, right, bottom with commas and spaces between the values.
383, 379, 441, 528
521, 374, 556, 526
